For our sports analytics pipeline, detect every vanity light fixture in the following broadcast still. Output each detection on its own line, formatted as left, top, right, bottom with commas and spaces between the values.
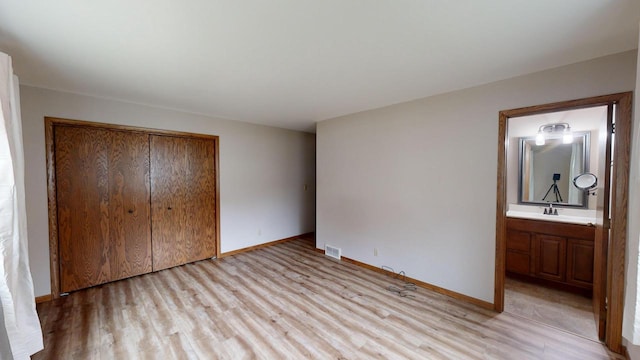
534, 122, 573, 146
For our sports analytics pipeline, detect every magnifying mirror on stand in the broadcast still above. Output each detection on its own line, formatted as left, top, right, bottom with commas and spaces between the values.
573, 172, 598, 195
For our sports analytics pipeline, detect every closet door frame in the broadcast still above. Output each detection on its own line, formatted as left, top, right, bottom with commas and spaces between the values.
45, 117, 220, 299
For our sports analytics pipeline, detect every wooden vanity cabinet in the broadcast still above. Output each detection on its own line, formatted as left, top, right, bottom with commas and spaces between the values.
506, 217, 594, 292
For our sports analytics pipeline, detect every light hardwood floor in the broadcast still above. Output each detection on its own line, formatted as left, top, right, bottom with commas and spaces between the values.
505, 277, 597, 341
34, 236, 624, 359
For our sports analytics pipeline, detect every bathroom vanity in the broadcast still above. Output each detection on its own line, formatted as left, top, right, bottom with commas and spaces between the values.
506, 216, 595, 293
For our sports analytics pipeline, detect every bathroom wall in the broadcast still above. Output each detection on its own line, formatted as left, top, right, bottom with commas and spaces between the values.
506, 106, 606, 212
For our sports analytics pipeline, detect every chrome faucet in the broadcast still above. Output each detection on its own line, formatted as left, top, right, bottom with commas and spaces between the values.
543, 203, 558, 215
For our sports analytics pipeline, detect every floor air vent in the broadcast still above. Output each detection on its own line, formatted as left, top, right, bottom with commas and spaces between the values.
325, 245, 341, 260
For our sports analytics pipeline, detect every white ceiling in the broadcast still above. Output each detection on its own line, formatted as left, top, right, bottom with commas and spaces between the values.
1, 1, 639, 133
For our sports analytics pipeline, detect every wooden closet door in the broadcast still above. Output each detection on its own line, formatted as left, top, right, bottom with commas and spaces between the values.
108, 130, 153, 281
150, 135, 187, 270
150, 135, 216, 271
56, 126, 109, 292
56, 126, 152, 293
183, 137, 217, 262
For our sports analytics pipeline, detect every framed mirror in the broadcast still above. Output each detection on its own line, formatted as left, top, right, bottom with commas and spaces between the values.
518, 131, 590, 207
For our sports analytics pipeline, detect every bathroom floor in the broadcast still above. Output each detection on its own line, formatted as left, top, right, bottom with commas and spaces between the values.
504, 277, 598, 341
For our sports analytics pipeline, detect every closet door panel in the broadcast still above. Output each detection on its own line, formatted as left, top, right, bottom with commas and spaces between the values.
56, 126, 111, 293
108, 131, 152, 280
150, 135, 188, 271
184, 138, 217, 261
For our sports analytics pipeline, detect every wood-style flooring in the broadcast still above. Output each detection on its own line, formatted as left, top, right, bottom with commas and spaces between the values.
505, 277, 597, 341
34, 236, 623, 359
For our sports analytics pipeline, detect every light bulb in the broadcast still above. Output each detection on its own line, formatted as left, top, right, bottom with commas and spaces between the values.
563, 127, 573, 144
536, 132, 545, 146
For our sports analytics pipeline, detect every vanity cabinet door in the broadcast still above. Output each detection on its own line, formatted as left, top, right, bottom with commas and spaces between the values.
506, 252, 531, 275
534, 234, 566, 282
506, 230, 532, 275
567, 238, 594, 288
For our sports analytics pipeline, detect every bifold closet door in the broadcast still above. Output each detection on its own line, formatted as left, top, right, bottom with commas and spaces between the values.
150, 135, 217, 271
55, 126, 152, 293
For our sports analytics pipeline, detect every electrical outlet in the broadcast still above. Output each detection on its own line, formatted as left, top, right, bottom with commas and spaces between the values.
374, 248, 378, 256
304, 184, 309, 191
258, 229, 262, 236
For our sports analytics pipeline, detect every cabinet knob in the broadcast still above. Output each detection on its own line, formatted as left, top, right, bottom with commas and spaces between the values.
128, 209, 134, 214
167, 207, 172, 210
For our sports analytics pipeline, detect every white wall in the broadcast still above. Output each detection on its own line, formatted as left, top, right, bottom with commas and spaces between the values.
624, 24, 640, 354
317, 50, 637, 303
21, 86, 316, 297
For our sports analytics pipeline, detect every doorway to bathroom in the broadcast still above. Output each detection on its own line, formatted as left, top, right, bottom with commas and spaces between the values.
494, 92, 632, 353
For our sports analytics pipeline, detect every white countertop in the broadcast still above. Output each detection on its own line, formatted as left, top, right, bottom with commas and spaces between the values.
506, 210, 596, 226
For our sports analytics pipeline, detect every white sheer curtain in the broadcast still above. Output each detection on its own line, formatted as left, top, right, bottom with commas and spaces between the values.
0, 52, 43, 359
567, 142, 583, 204
527, 147, 535, 200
